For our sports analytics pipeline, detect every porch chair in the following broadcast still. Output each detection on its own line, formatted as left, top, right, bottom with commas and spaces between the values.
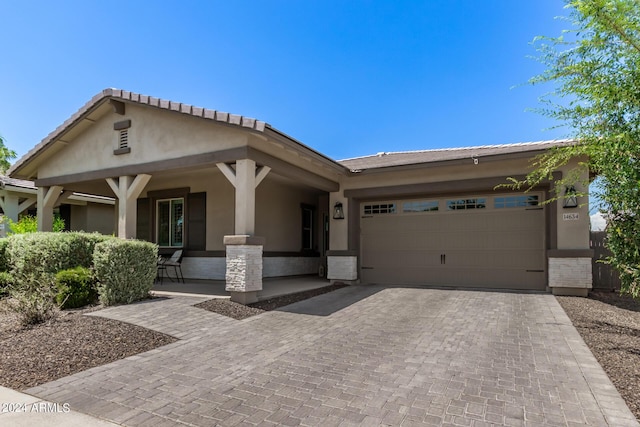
157, 250, 184, 284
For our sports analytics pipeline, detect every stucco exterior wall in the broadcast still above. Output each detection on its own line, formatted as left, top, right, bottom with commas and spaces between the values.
555, 157, 590, 250
256, 179, 320, 252
141, 170, 323, 252
38, 104, 249, 179
70, 204, 115, 235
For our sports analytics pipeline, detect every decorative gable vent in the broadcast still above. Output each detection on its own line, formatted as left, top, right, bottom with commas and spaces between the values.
113, 119, 132, 155
119, 129, 129, 149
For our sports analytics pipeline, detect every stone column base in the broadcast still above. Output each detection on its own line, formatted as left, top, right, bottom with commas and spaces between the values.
224, 235, 265, 305
548, 251, 593, 296
230, 290, 259, 304
327, 251, 358, 283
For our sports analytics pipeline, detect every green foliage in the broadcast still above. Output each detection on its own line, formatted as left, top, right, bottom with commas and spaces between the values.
0, 238, 9, 272
6, 214, 65, 234
93, 239, 158, 306
0, 135, 17, 174
522, 0, 640, 298
0, 271, 12, 296
6, 232, 112, 282
55, 267, 97, 309
7, 273, 56, 325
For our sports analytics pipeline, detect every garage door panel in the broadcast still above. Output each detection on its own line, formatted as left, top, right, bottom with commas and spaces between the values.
361, 194, 546, 290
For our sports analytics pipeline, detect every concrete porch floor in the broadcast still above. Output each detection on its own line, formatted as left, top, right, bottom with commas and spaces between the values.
151, 275, 332, 300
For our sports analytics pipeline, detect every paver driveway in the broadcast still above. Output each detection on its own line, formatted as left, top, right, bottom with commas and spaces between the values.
27, 285, 637, 426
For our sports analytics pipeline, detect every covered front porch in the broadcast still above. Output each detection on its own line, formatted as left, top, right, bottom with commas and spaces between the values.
152, 275, 332, 300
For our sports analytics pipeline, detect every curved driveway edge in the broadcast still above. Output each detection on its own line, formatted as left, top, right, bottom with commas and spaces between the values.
25, 286, 638, 426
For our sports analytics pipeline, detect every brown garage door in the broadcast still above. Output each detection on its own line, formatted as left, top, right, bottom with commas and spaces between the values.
360, 194, 546, 290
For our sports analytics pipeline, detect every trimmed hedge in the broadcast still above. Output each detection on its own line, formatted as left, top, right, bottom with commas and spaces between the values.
0, 271, 12, 296
55, 267, 98, 309
94, 239, 158, 306
6, 232, 112, 280
0, 238, 8, 272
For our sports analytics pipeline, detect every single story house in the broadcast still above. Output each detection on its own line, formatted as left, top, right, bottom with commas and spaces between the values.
0, 175, 114, 237
8, 89, 592, 303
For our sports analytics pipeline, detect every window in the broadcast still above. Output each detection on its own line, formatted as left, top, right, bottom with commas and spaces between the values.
403, 200, 438, 213
495, 195, 539, 208
301, 206, 314, 251
157, 198, 184, 247
363, 203, 396, 215
446, 198, 486, 210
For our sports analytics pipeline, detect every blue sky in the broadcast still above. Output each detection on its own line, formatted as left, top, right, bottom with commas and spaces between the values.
0, 1, 571, 162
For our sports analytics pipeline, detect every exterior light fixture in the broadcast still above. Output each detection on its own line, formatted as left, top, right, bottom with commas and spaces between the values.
333, 202, 345, 220
563, 185, 578, 209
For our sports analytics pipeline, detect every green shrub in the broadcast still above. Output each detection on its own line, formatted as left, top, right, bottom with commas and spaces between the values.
5, 214, 66, 234
6, 232, 113, 280
7, 273, 56, 325
0, 238, 9, 272
3, 232, 112, 323
0, 271, 12, 296
55, 267, 97, 309
94, 239, 158, 306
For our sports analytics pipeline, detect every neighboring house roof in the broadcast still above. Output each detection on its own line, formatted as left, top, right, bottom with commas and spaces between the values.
0, 175, 114, 205
338, 140, 575, 171
0, 175, 36, 190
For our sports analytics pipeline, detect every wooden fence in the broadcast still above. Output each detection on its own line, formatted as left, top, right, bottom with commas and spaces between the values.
590, 231, 621, 291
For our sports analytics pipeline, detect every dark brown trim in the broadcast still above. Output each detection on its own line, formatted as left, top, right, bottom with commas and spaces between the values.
110, 99, 125, 115
148, 188, 190, 199
35, 147, 250, 187
348, 197, 359, 252
547, 249, 594, 258
113, 147, 131, 155
182, 250, 226, 257
263, 251, 320, 257
149, 187, 190, 245
344, 173, 561, 200
169, 250, 322, 258
113, 120, 131, 130
326, 250, 358, 256
34, 146, 340, 193
345, 149, 553, 175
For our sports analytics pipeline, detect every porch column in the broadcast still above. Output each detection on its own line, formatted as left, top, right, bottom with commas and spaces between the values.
37, 186, 63, 231
0, 193, 36, 222
106, 174, 151, 239
327, 191, 358, 284
217, 159, 271, 304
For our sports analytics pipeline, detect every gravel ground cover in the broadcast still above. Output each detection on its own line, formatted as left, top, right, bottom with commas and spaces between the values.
0, 302, 176, 391
556, 291, 640, 419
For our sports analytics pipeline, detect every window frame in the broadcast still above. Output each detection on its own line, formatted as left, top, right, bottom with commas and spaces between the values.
156, 197, 185, 248
301, 204, 316, 252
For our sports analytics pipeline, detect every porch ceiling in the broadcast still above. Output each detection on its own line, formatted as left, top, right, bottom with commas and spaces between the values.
41, 155, 333, 198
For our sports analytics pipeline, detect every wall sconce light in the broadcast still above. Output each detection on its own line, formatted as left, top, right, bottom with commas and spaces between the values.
333, 202, 345, 220
563, 185, 578, 209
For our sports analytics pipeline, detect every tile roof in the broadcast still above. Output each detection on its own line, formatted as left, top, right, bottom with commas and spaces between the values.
9, 88, 269, 176
338, 140, 575, 171
0, 175, 36, 189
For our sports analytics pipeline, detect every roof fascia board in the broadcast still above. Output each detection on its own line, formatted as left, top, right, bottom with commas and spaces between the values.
263, 126, 349, 175
344, 150, 550, 175
35, 147, 250, 187
344, 171, 562, 200
35, 145, 339, 193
